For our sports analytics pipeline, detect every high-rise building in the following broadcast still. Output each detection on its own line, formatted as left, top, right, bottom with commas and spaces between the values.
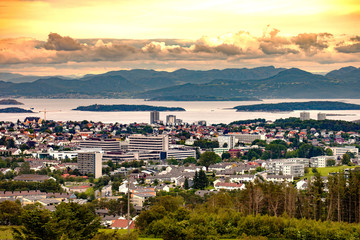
78, 151, 103, 178
166, 115, 176, 125
128, 134, 169, 151
317, 112, 326, 120
150, 111, 159, 124
300, 111, 310, 121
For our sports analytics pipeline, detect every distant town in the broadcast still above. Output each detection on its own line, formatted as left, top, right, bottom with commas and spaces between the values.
1, 111, 360, 239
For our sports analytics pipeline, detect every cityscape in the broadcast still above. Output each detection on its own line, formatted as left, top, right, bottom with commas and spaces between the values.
1, 0, 360, 239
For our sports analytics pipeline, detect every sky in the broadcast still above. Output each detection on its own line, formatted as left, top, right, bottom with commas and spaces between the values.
0, 0, 360, 76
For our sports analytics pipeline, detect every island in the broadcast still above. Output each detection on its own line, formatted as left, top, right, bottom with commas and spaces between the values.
234, 101, 360, 112
0, 107, 33, 113
148, 95, 261, 101
0, 99, 24, 105
73, 104, 186, 112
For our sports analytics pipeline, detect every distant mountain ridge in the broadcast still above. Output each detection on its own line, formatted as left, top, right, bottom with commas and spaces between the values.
0, 66, 359, 99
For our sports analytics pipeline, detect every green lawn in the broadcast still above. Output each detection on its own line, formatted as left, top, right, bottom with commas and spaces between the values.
301, 166, 357, 179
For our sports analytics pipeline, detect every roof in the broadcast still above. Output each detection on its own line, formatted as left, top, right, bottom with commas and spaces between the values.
14, 174, 51, 181
215, 182, 244, 188
111, 219, 135, 229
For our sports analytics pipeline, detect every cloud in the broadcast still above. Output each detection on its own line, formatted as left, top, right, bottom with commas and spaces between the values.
336, 43, 360, 53
0, 30, 359, 68
292, 33, 332, 54
43, 33, 82, 51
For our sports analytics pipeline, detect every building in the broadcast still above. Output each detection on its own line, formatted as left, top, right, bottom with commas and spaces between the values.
14, 174, 51, 182
128, 134, 169, 152
218, 135, 235, 149
228, 133, 266, 144
163, 149, 196, 160
150, 111, 159, 124
166, 115, 176, 125
310, 156, 335, 168
80, 138, 121, 152
317, 112, 326, 120
300, 111, 310, 121
266, 160, 305, 177
77, 151, 103, 178
330, 146, 359, 159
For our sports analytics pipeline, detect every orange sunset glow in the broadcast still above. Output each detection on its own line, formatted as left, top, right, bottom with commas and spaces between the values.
0, 0, 360, 75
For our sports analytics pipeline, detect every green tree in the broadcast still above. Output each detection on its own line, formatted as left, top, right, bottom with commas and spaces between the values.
326, 159, 336, 167
184, 177, 189, 190
342, 153, 351, 165
52, 202, 101, 240
325, 148, 333, 156
199, 152, 220, 171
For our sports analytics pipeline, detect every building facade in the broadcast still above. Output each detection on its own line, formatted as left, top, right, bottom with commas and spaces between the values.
78, 151, 103, 178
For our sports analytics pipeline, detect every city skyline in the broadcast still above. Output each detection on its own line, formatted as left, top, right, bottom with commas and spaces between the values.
0, 0, 359, 76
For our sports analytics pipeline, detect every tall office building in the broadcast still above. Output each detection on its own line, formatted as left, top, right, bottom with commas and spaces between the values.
150, 111, 159, 124
317, 112, 326, 120
128, 134, 169, 151
78, 151, 103, 178
166, 115, 176, 125
300, 111, 310, 121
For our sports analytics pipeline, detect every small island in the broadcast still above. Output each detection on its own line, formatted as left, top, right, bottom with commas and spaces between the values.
148, 95, 261, 101
234, 101, 360, 112
0, 107, 33, 113
73, 104, 186, 112
0, 99, 24, 105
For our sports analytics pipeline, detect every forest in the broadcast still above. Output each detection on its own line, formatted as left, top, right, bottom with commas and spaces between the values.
135, 169, 360, 239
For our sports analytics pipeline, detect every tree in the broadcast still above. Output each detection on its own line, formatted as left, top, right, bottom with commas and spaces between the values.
221, 152, 231, 160
342, 153, 351, 165
199, 151, 220, 171
0, 200, 22, 225
325, 148, 333, 156
14, 205, 57, 240
184, 177, 189, 190
19, 162, 31, 174
52, 202, 101, 240
326, 159, 336, 167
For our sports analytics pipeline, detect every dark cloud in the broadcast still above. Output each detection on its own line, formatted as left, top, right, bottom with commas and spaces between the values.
44, 33, 82, 51
292, 33, 330, 53
260, 43, 298, 55
336, 43, 360, 53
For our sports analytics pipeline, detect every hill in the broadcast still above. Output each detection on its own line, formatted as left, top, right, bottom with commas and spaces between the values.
0, 107, 33, 113
73, 104, 185, 112
0, 66, 360, 98
233, 101, 360, 112
148, 95, 261, 101
139, 68, 360, 99
0, 99, 23, 105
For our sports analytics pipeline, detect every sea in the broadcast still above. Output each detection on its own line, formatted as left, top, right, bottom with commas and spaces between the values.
1, 98, 360, 124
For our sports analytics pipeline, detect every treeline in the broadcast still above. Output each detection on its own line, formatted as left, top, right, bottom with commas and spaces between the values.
0, 201, 101, 240
136, 170, 360, 239
0, 179, 61, 192
136, 194, 360, 240
271, 118, 360, 132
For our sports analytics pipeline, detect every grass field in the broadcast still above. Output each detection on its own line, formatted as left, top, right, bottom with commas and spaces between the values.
301, 165, 357, 180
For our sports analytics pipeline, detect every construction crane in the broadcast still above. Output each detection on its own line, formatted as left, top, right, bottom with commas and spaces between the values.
38, 109, 61, 121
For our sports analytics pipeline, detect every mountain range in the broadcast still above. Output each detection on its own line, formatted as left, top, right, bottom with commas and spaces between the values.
0, 66, 359, 99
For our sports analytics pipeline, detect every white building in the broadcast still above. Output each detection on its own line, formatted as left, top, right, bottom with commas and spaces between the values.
317, 112, 326, 120
300, 111, 310, 121
218, 135, 235, 149
310, 156, 335, 168
228, 133, 266, 144
330, 146, 359, 159
128, 134, 169, 151
80, 139, 121, 152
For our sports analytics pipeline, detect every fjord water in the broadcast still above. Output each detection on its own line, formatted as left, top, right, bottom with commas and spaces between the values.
1, 98, 360, 124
